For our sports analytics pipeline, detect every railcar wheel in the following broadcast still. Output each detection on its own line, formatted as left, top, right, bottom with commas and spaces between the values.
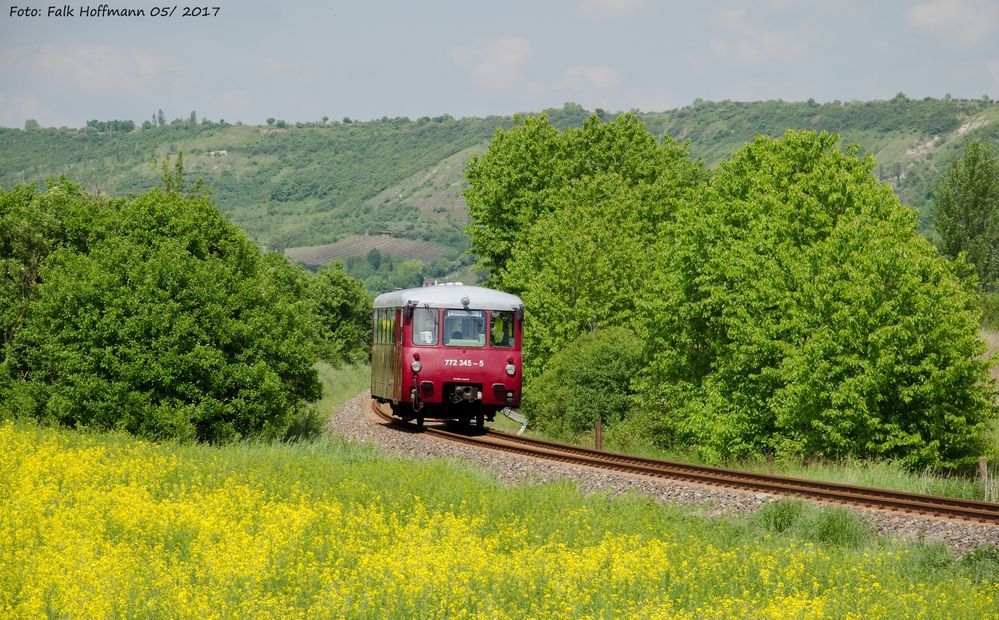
476, 413, 485, 429
417, 416, 424, 429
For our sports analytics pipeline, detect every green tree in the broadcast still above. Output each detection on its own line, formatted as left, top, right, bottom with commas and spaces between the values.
638, 131, 995, 468
310, 261, 371, 364
23, 119, 40, 131
389, 259, 424, 290
0, 179, 322, 442
463, 114, 561, 286
932, 140, 999, 291
506, 175, 653, 378
464, 112, 703, 375
464, 112, 703, 289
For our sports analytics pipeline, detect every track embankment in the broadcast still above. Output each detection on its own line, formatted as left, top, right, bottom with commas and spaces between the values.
327, 393, 999, 554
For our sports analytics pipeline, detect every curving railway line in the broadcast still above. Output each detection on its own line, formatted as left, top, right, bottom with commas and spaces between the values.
370, 400, 999, 524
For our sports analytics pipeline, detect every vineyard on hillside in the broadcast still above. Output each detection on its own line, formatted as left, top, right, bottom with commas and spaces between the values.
285, 235, 454, 267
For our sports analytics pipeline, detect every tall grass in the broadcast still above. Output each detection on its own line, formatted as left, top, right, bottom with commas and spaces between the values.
314, 361, 370, 414
283, 362, 370, 441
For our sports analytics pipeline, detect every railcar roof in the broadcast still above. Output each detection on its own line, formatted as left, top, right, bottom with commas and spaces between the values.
373, 285, 523, 311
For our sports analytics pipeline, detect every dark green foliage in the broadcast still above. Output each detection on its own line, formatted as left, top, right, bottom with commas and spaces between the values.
522, 328, 643, 440
310, 261, 371, 365
932, 140, 999, 292
0, 179, 323, 442
639, 130, 996, 468
85, 119, 136, 133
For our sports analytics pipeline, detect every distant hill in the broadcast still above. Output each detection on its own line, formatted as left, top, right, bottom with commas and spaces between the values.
2, 97, 997, 259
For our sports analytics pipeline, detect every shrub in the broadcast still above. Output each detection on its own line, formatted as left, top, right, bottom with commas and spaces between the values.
1, 179, 322, 442
522, 327, 643, 440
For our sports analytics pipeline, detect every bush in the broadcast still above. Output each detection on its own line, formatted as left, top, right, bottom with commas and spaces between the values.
522, 327, 643, 440
1, 179, 323, 442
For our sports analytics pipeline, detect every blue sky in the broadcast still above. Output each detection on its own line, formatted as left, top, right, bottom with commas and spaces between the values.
1, 0, 997, 127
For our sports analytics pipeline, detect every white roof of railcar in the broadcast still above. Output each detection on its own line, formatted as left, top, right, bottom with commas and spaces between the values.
373, 284, 523, 311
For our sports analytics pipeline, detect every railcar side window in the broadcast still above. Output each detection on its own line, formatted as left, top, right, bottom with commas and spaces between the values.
412, 307, 439, 345
374, 308, 396, 345
489, 311, 515, 348
443, 309, 485, 347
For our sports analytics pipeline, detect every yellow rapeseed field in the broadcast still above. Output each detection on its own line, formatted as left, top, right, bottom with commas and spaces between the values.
1, 421, 996, 618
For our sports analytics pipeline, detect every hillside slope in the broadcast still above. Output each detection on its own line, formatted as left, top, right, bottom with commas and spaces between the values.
2, 98, 996, 257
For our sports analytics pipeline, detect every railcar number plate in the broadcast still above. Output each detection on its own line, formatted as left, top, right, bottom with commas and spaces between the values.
444, 359, 484, 367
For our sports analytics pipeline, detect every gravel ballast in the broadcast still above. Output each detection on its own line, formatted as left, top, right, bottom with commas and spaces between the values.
328, 392, 999, 555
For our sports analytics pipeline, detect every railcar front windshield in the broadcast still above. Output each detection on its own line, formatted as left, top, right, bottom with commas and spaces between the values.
443, 309, 485, 347
490, 311, 515, 347
411, 307, 439, 345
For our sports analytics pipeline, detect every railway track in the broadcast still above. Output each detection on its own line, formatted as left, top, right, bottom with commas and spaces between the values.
370, 400, 999, 524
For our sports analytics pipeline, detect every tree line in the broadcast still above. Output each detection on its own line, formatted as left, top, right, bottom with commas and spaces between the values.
465, 114, 998, 469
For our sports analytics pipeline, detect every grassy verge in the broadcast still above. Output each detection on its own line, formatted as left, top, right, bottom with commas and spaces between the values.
314, 361, 370, 416
284, 362, 369, 441
1, 420, 997, 618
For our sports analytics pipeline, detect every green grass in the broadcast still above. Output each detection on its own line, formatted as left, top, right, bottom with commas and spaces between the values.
314, 361, 370, 416
284, 362, 369, 440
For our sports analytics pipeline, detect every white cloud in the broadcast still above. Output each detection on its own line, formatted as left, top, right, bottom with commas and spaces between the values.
580, 0, 648, 18
906, 0, 999, 47
707, 8, 813, 66
0, 45, 180, 92
557, 65, 623, 91
456, 37, 536, 91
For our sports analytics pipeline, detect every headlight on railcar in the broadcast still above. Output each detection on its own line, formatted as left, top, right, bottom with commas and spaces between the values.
411, 360, 422, 372
506, 363, 516, 376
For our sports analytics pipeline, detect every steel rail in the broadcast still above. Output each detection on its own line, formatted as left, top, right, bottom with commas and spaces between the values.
369, 400, 999, 524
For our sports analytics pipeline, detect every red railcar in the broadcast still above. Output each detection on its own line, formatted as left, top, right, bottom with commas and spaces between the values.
371, 284, 524, 427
